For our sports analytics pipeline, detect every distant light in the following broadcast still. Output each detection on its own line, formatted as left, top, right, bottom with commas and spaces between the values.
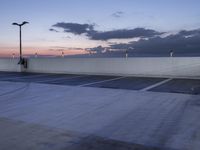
12, 53, 15, 59
125, 50, 128, 58
61, 51, 64, 58
35, 52, 38, 58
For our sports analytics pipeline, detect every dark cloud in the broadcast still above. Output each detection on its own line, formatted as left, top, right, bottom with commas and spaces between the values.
178, 29, 200, 37
50, 22, 162, 40
89, 28, 163, 40
52, 22, 95, 35
50, 22, 200, 55
111, 11, 124, 18
86, 46, 109, 53
49, 28, 59, 32
83, 29, 200, 56
108, 28, 200, 55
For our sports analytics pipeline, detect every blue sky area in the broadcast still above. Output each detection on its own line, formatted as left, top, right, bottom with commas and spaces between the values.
0, 0, 200, 56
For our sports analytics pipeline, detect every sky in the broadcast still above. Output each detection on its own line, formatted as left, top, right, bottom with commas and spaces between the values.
0, 0, 200, 57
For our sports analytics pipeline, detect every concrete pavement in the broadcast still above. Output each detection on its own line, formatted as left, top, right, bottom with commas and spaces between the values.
0, 81, 200, 150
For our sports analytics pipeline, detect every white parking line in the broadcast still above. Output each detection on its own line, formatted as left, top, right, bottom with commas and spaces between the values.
140, 78, 173, 92
78, 76, 126, 87
36, 75, 84, 83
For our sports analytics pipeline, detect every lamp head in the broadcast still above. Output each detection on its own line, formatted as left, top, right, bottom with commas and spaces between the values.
12, 21, 29, 26
21, 21, 29, 26
12, 22, 19, 26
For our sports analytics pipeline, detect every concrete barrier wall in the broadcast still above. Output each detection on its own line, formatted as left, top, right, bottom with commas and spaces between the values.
0, 58, 21, 72
1, 57, 200, 78
26, 57, 200, 78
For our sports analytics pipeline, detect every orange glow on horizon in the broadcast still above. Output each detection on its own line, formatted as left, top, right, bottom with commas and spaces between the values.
0, 47, 88, 57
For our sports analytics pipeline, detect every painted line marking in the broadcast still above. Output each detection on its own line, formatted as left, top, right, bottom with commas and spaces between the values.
78, 76, 126, 87
140, 78, 173, 92
36, 75, 84, 83
0, 74, 52, 80
0, 73, 23, 78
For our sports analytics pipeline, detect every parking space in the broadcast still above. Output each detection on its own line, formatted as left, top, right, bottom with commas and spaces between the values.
0, 72, 117, 86
22, 74, 80, 83
46, 75, 117, 86
0, 72, 82, 83
1, 72, 200, 95
86, 77, 166, 90
150, 78, 200, 95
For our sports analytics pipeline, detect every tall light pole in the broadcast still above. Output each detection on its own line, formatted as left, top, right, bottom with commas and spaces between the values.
12, 21, 29, 63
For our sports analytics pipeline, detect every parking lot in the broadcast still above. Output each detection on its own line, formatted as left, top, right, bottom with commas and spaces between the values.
0, 71, 200, 95
0, 71, 200, 150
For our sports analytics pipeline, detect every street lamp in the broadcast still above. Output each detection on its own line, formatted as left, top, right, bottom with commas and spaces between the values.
12, 21, 29, 63
170, 50, 174, 57
125, 47, 134, 58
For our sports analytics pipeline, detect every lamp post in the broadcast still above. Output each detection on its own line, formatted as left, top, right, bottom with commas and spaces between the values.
12, 21, 29, 62
125, 47, 134, 58
35, 52, 38, 58
170, 50, 174, 57
61, 51, 64, 58
12, 53, 15, 59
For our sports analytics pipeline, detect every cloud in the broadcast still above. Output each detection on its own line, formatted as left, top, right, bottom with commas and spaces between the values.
178, 29, 200, 37
50, 22, 163, 40
50, 22, 200, 55
108, 28, 200, 55
52, 22, 95, 35
49, 48, 64, 52
49, 28, 59, 32
49, 46, 84, 52
82, 28, 200, 56
111, 11, 124, 18
86, 46, 108, 53
89, 28, 163, 40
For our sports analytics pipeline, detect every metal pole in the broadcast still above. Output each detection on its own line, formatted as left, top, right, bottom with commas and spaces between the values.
19, 25, 22, 61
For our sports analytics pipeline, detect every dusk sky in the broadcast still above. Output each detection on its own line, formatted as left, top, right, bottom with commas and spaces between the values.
0, 0, 200, 57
